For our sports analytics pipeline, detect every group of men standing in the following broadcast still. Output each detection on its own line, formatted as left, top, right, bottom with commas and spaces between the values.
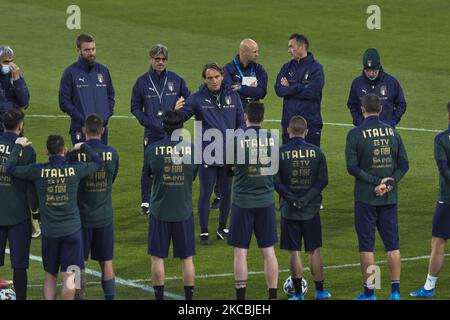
1, 31, 448, 301
124, 32, 414, 301
0, 36, 118, 300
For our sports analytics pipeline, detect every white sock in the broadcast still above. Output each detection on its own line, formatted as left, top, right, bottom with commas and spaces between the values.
424, 274, 438, 290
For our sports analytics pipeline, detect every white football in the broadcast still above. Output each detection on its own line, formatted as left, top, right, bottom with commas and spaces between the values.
0, 288, 16, 300
283, 276, 308, 297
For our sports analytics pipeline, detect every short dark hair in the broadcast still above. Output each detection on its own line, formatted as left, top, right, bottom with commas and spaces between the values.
362, 93, 381, 113
289, 116, 308, 136
202, 63, 223, 78
85, 113, 103, 135
289, 33, 309, 50
162, 111, 184, 134
46, 135, 65, 156
245, 101, 265, 124
3, 109, 24, 131
76, 33, 95, 48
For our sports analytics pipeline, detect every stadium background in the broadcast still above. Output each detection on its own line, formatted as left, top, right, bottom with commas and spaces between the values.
1, 0, 450, 299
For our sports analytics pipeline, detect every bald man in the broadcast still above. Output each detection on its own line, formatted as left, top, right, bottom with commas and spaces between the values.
224, 38, 268, 108
215, 40, 269, 210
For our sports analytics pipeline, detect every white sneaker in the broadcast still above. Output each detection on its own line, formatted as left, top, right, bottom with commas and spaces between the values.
32, 230, 41, 238
140, 202, 150, 215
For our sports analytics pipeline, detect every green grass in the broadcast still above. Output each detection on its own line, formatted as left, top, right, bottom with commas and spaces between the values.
1, 0, 450, 300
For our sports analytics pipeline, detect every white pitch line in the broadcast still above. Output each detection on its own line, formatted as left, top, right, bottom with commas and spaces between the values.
26, 114, 442, 133
9, 250, 449, 290
27, 281, 102, 288
5, 249, 184, 300
127, 253, 450, 283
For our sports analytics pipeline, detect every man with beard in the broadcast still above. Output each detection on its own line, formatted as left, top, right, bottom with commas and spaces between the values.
59, 33, 115, 145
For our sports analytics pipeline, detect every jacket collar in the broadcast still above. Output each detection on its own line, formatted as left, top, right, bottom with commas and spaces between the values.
149, 68, 167, 79
292, 51, 314, 64
2, 131, 18, 142
77, 57, 96, 71
362, 115, 380, 125
86, 139, 103, 147
49, 155, 67, 165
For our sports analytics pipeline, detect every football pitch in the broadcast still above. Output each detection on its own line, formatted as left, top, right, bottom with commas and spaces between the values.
1, 0, 450, 300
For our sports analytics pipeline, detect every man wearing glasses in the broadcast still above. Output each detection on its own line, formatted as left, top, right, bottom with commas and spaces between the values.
131, 44, 190, 215
347, 48, 407, 127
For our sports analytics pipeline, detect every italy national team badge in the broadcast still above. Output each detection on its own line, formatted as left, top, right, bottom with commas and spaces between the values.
144, 137, 149, 146
97, 73, 104, 83
380, 85, 387, 96
304, 71, 309, 80
225, 95, 232, 106
168, 81, 174, 92
367, 60, 372, 68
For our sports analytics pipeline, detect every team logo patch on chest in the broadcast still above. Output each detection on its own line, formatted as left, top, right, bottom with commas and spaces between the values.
380, 85, 387, 96
168, 81, 174, 92
225, 95, 232, 106
97, 73, 104, 83
304, 71, 309, 80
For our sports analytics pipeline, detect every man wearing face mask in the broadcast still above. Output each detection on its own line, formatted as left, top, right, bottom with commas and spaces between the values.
59, 34, 115, 145
131, 44, 190, 215
347, 48, 407, 127
0, 45, 30, 134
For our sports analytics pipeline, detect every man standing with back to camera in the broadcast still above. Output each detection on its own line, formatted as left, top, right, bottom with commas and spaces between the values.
0, 109, 36, 300
275, 115, 331, 300
67, 114, 119, 300
346, 94, 409, 300
6, 135, 103, 300
144, 110, 198, 300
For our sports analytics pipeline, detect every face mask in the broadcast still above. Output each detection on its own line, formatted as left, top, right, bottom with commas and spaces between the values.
364, 69, 379, 81
1, 64, 10, 75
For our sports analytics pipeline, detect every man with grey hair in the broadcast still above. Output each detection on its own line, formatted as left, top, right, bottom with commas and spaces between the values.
0, 45, 30, 134
131, 44, 190, 215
